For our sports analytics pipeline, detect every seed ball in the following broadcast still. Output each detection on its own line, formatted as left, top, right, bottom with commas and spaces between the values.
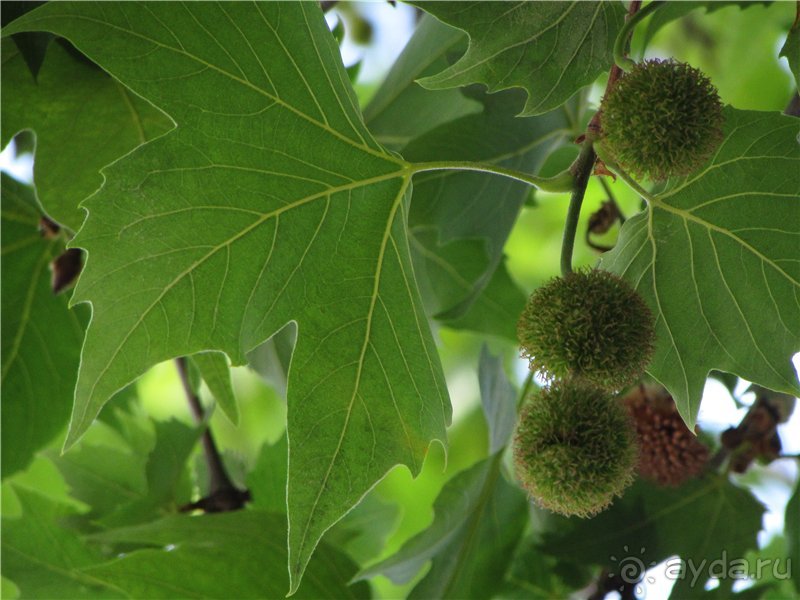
517, 269, 655, 390
512, 381, 638, 518
599, 58, 724, 181
623, 385, 710, 486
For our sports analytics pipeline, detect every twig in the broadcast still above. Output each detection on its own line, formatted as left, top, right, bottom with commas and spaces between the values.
560, 0, 645, 274
175, 357, 251, 512
560, 139, 596, 275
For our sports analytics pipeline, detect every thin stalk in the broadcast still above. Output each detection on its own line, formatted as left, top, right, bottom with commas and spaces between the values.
560, 139, 596, 276
598, 176, 625, 224
409, 161, 574, 193
613, 1, 667, 72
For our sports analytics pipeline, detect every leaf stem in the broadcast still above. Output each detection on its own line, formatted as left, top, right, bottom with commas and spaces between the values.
560, 138, 596, 276
613, 1, 666, 72
409, 161, 575, 193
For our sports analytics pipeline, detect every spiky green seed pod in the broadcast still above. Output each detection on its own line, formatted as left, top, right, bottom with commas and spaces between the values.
599, 59, 724, 181
512, 381, 637, 518
517, 269, 655, 390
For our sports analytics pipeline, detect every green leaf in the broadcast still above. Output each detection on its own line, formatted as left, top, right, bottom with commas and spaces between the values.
246, 323, 296, 399
780, 24, 800, 92
543, 476, 764, 590
4, 3, 450, 591
86, 511, 371, 599
411, 1, 626, 116
191, 351, 238, 425
637, 2, 773, 53
477, 346, 518, 454
1, 173, 86, 478
601, 108, 800, 428
363, 14, 481, 150
326, 493, 401, 566
246, 435, 288, 514
1, 486, 121, 598
0, 38, 170, 231
359, 454, 528, 599
403, 89, 571, 326
438, 260, 526, 341
104, 419, 200, 527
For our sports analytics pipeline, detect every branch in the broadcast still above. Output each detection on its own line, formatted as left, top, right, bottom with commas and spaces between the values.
175, 357, 251, 513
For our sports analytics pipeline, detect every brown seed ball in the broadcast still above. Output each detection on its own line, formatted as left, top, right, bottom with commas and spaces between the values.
623, 385, 709, 486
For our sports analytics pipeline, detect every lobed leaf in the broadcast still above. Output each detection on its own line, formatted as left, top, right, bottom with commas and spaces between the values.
411, 1, 625, 116
602, 108, 800, 428
4, 3, 450, 591
1, 38, 171, 231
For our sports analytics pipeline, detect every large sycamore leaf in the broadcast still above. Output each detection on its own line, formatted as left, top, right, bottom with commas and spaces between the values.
1, 38, 171, 231
411, 1, 626, 116
4, 2, 450, 591
601, 108, 800, 428
1, 174, 86, 477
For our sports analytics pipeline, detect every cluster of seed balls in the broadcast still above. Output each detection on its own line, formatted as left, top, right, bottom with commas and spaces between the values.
513, 269, 654, 517
512, 58, 723, 517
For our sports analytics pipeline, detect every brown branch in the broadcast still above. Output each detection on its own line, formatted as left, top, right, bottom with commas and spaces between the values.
175, 357, 251, 513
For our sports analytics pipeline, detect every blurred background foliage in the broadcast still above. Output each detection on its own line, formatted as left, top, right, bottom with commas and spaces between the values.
1, 2, 798, 599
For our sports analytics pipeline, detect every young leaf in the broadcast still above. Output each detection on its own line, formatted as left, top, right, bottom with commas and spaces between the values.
601, 108, 800, 428
410, 1, 626, 116
190, 351, 238, 425
1, 173, 86, 478
86, 511, 370, 599
4, 3, 450, 591
1, 486, 121, 598
0, 39, 170, 231
359, 454, 528, 599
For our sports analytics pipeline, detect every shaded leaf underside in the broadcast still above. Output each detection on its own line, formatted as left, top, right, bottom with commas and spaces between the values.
4, 2, 450, 592
603, 108, 800, 427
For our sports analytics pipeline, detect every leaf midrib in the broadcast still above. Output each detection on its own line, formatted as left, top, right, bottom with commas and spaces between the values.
73, 167, 411, 438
